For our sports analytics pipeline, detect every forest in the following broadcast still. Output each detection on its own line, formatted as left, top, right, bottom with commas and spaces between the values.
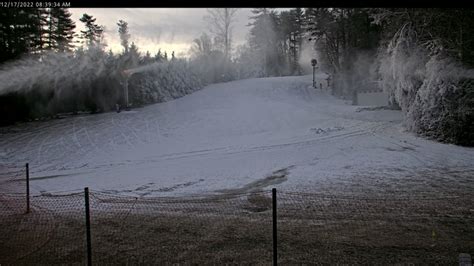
0, 8, 473, 145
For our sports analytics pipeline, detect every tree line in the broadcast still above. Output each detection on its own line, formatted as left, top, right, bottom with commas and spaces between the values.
2, 8, 473, 77
0, 9, 195, 125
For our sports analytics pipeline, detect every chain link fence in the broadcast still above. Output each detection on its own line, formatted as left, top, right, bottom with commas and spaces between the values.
277, 191, 473, 264
0, 163, 26, 195
1, 164, 473, 265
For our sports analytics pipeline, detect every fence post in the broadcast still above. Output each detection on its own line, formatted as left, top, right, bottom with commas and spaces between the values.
84, 187, 92, 266
272, 188, 277, 266
26, 163, 30, 214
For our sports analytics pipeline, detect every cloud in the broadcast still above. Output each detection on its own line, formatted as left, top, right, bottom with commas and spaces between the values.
69, 8, 285, 56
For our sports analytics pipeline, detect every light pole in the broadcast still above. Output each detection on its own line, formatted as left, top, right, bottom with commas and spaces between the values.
311, 59, 317, 88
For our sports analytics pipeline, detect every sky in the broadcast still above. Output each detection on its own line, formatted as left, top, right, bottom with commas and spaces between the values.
70, 8, 260, 58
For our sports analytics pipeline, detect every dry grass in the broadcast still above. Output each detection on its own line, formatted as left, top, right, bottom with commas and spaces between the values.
1, 192, 472, 265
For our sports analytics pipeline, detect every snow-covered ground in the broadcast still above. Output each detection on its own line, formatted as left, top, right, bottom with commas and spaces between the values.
1, 75, 473, 197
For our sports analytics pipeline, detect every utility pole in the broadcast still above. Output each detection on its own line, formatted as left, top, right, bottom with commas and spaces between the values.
122, 69, 131, 109
311, 59, 318, 88
124, 79, 129, 108
290, 32, 296, 74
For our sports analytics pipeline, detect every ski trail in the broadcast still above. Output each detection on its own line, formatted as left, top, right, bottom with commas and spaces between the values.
2, 75, 473, 197
111, 117, 134, 148
72, 119, 83, 150
81, 118, 102, 156
36, 132, 48, 165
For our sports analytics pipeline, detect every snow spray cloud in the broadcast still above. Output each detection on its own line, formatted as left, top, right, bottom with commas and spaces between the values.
376, 27, 474, 113
0, 45, 183, 98
0, 45, 126, 118
0, 44, 206, 126
230, 11, 282, 78
123, 61, 167, 75
0, 46, 117, 97
298, 39, 320, 75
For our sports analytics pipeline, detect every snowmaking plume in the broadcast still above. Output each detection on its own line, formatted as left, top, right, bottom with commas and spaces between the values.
0, 47, 115, 97
123, 61, 167, 76
298, 39, 320, 75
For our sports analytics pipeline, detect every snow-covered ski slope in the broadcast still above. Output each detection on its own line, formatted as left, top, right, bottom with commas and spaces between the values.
1, 75, 473, 197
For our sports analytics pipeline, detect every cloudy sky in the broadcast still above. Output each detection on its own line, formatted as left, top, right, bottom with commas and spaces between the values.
70, 8, 262, 58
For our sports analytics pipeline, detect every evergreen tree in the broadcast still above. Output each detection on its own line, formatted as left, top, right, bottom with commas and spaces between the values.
126, 42, 140, 68
141, 51, 153, 65
49, 8, 76, 52
0, 8, 46, 62
289, 8, 304, 74
247, 8, 281, 76
279, 9, 302, 74
31, 8, 49, 54
117, 20, 130, 54
79, 13, 104, 47
154, 49, 163, 62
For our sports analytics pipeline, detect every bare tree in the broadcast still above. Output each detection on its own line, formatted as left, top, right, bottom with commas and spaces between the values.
205, 8, 238, 59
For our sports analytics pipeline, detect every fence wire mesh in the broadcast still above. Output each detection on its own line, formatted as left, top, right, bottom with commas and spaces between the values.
0, 163, 472, 265
277, 191, 473, 264
88, 190, 273, 265
1, 193, 86, 265
0, 163, 26, 195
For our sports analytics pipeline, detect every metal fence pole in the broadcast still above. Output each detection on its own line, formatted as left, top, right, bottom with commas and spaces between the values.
272, 188, 277, 266
84, 187, 92, 266
26, 163, 30, 214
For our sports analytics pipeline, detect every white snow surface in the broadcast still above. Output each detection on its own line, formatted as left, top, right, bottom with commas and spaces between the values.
1, 75, 473, 197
